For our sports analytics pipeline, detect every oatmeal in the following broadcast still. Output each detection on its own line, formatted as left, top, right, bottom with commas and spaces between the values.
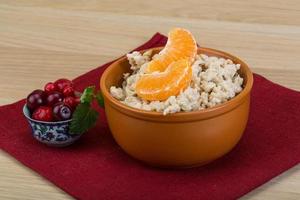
110, 51, 243, 115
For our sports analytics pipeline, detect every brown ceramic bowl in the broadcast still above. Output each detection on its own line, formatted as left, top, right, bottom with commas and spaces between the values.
100, 47, 253, 168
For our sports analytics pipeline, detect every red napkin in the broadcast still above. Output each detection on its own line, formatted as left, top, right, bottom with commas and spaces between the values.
0, 33, 299, 200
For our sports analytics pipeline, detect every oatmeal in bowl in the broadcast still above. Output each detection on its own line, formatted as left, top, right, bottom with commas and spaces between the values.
100, 28, 253, 168
110, 50, 244, 115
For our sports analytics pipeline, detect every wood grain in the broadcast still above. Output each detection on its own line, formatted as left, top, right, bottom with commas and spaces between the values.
0, 0, 299, 199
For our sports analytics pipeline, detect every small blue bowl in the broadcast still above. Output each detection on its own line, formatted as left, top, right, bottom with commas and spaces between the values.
23, 105, 82, 147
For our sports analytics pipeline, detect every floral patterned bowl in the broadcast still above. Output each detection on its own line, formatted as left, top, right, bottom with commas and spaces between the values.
23, 105, 81, 147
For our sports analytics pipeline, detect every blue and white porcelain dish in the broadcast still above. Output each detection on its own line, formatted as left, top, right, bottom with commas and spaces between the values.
23, 105, 81, 147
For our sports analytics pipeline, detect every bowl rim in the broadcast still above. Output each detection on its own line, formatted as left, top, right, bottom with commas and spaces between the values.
23, 104, 72, 124
100, 47, 253, 122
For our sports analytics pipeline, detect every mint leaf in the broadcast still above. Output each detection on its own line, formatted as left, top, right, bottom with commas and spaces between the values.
80, 86, 95, 104
70, 103, 98, 134
96, 91, 105, 108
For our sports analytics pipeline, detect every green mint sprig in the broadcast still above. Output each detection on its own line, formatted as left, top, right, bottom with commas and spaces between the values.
95, 91, 105, 107
69, 86, 104, 135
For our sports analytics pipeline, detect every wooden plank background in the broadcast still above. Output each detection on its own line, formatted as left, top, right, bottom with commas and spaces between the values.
0, 0, 299, 199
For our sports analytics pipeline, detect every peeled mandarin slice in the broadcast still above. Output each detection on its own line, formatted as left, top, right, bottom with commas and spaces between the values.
136, 59, 192, 101
146, 28, 197, 73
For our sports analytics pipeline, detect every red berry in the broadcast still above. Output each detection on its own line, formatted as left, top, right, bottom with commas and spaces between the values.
63, 96, 78, 109
75, 97, 81, 104
44, 82, 57, 93
26, 90, 47, 111
54, 78, 73, 92
53, 102, 72, 121
46, 91, 63, 106
62, 86, 75, 97
32, 106, 53, 122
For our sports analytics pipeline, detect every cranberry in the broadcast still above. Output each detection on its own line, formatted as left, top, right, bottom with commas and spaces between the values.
54, 78, 73, 92
26, 89, 47, 111
53, 102, 72, 121
63, 86, 75, 97
32, 106, 53, 122
44, 82, 57, 93
63, 96, 78, 109
46, 91, 63, 106
75, 97, 81, 104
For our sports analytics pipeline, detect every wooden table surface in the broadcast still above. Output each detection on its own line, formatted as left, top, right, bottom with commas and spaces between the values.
0, 0, 299, 199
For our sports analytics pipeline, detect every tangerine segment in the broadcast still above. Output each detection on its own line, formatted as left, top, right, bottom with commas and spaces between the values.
136, 59, 192, 101
146, 28, 197, 73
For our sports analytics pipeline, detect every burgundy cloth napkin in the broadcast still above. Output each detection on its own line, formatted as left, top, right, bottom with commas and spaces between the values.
0, 33, 299, 200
